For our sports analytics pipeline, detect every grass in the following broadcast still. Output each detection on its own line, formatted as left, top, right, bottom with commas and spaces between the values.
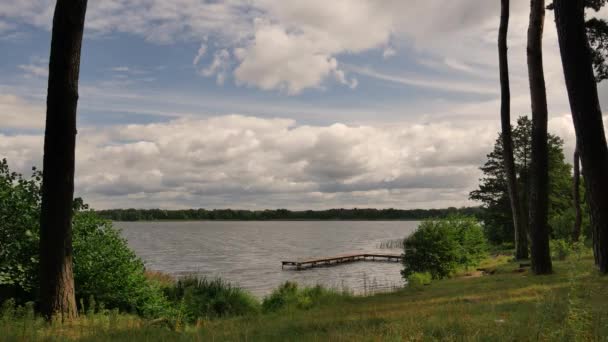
2, 254, 607, 341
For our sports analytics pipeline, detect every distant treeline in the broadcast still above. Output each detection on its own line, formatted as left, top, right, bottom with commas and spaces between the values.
95, 207, 483, 221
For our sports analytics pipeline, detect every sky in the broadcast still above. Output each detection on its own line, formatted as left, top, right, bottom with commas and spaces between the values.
1, 1, 607, 210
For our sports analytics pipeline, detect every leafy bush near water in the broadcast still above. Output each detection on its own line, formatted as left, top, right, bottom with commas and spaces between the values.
401, 215, 487, 280
0, 159, 170, 317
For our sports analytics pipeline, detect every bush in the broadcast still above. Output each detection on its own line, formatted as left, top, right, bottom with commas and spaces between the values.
163, 276, 259, 321
407, 272, 432, 289
262, 282, 349, 313
550, 239, 571, 261
0, 159, 170, 317
401, 215, 487, 280
0, 160, 41, 300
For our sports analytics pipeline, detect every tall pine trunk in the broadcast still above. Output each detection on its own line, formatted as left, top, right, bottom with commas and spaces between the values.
554, 0, 608, 273
572, 146, 582, 242
499, 0, 528, 260
39, 0, 88, 320
526, 0, 552, 274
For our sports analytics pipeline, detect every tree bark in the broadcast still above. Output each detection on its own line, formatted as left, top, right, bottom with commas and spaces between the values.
527, 0, 552, 274
572, 145, 582, 242
499, 0, 528, 260
39, 0, 88, 320
555, 0, 608, 273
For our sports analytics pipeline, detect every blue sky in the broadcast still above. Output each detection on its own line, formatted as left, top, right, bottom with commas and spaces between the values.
1, 1, 606, 209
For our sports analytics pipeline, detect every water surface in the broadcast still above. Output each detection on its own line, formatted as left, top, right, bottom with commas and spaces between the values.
117, 221, 418, 296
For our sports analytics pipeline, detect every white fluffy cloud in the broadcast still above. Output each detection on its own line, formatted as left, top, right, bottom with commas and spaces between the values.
234, 23, 346, 94
1, 114, 507, 209
0, 94, 45, 129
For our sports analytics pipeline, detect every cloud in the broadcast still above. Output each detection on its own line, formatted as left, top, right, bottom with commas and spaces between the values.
0, 0, 579, 97
3, 1, 608, 211
18, 63, 48, 78
383, 47, 396, 59
234, 23, 351, 94
198, 49, 231, 85
230, 1, 395, 93
0, 134, 43, 173
1, 114, 506, 209
0, 94, 45, 129
0, 20, 11, 31
347, 65, 499, 96
110, 66, 130, 72
192, 43, 207, 65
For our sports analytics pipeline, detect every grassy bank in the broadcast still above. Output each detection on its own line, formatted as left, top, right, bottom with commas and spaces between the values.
2, 254, 607, 341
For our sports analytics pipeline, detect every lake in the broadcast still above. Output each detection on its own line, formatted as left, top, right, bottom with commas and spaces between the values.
117, 221, 419, 297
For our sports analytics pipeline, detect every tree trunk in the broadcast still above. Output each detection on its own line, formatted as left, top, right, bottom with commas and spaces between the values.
499, 0, 528, 260
526, 0, 552, 274
554, 0, 608, 273
572, 145, 582, 242
39, 0, 88, 320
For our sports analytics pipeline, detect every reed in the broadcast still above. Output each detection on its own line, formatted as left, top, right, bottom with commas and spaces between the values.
377, 238, 405, 249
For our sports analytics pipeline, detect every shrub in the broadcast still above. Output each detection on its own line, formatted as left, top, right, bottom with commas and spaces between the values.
407, 272, 432, 289
0, 160, 41, 300
0, 159, 171, 317
457, 218, 487, 269
550, 239, 571, 261
162, 276, 259, 321
262, 282, 349, 313
401, 215, 487, 280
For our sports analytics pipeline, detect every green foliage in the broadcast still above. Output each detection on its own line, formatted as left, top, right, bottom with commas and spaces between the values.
72, 211, 171, 316
407, 272, 432, 289
401, 216, 487, 280
550, 239, 571, 261
469, 116, 580, 245
0, 159, 170, 317
262, 281, 350, 313
0, 159, 41, 298
457, 219, 488, 269
162, 276, 259, 321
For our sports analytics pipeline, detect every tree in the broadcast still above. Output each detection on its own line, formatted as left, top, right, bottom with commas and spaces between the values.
572, 146, 582, 242
470, 117, 573, 245
548, 1, 608, 82
583, 0, 608, 81
39, 0, 88, 320
526, 0, 552, 274
554, 0, 608, 273
498, 0, 527, 260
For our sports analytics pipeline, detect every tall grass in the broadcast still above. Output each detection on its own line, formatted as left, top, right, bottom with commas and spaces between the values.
163, 276, 260, 322
262, 281, 352, 313
377, 238, 404, 249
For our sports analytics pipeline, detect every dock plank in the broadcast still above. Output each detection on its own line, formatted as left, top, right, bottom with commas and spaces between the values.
281, 253, 403, 270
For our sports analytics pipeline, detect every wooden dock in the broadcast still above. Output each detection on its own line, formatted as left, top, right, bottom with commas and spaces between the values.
281, 253, 403, 270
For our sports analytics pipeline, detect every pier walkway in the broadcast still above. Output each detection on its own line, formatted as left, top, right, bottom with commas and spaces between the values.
281, 253, 403, 270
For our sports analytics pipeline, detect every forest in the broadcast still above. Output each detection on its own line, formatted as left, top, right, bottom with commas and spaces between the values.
95, 207, 483, 221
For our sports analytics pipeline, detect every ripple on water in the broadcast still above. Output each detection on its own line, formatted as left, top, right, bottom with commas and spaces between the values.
117, 221, 417, 297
